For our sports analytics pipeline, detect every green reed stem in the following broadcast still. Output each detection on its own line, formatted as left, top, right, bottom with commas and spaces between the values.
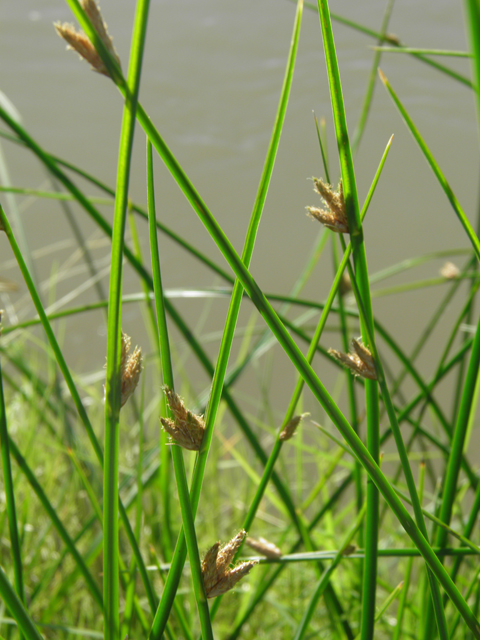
103, 1, 149, 636
351, 0, 395, 153
317, 1, 381, 636
380, 70, 480, 262
147, 139, 213, 640
293, 503, 367, 640
0, 564, 43, 640
0, 352, 25, 615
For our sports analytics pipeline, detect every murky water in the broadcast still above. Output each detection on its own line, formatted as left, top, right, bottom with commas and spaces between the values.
0, 0, 477, 421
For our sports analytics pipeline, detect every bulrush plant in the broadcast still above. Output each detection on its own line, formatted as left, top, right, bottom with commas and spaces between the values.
2, 0, 480, 639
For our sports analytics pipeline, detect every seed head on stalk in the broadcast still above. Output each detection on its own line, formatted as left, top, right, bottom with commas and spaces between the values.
119, 333, 142, 407
202, 530, 257, 598
306, 178, 348, 233
161, 386, 205, 451
54, 0, 121, 78
246, 536, 282, 559
279, 412, 309, 441
104, 332, 142, 408
329, 338, 377, 381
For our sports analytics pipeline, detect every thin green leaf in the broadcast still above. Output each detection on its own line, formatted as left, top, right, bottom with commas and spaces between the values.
380, 69, 480, 262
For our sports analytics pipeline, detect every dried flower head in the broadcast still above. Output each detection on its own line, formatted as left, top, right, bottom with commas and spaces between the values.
306, 178, 348, 233
329, 338, 377, 380
202, 530, 257, 598
54, 0, 121, 78
120, 333, 142, 407
279, 412, 309, 442
246, 536, 282, 559
161, 386, 205, 451
339, 272, 352, 297
440, 261, 460, 280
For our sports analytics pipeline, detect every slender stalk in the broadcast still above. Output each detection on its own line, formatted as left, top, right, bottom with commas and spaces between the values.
316, 1, 381, 637
380, 69, 480, 262
149, 3, 304, 636
393, 460, 425, 640
147, 140, 213, 640
103, 1, 149, 636
292, 504, 367, 640
0, 564, 43, 640
351, 0, 395, 153
0, 353, 25, 640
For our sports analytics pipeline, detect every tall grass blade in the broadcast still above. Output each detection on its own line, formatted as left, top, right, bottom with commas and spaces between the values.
0, 565, 43, 640
0, 352, 25, 612
102, 1, 149, 635
379, 69, 480, 261
149, 2, 304, 636
316, 1, 381, 637
147, 139, 214, 640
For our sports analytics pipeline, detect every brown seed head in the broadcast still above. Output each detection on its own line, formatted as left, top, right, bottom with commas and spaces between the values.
440, 261, 460, 280
306, 178, 348, 233
339, 272, 352, 297
246, 536, 282, 559
279, 412, 309, 441
202, 530, 257, 598
120, 333, 142, 407
54, 0, 121, 78
160, 386, 205, 451
329, 338, 377, 380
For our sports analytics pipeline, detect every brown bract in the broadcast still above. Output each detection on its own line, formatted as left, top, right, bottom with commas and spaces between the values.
329, 338, 377, 380
161, 386, 205, 451
279, 412, 309, 441
202, 531, 257, 598
54, 0, 121, 78
306, 178, 348, 234
245, 536, 282, 559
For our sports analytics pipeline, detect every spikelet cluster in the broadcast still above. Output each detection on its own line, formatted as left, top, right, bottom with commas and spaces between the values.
245, 536, 282, 559
202, 531, 257, 598
329, 338, 377, 381
279, 413, 309, 442
161, 386, 205, 451
306, 178, 348, 233
54, 0, 121, 78
440, 261, 460, 280
119, 333, 142, 407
